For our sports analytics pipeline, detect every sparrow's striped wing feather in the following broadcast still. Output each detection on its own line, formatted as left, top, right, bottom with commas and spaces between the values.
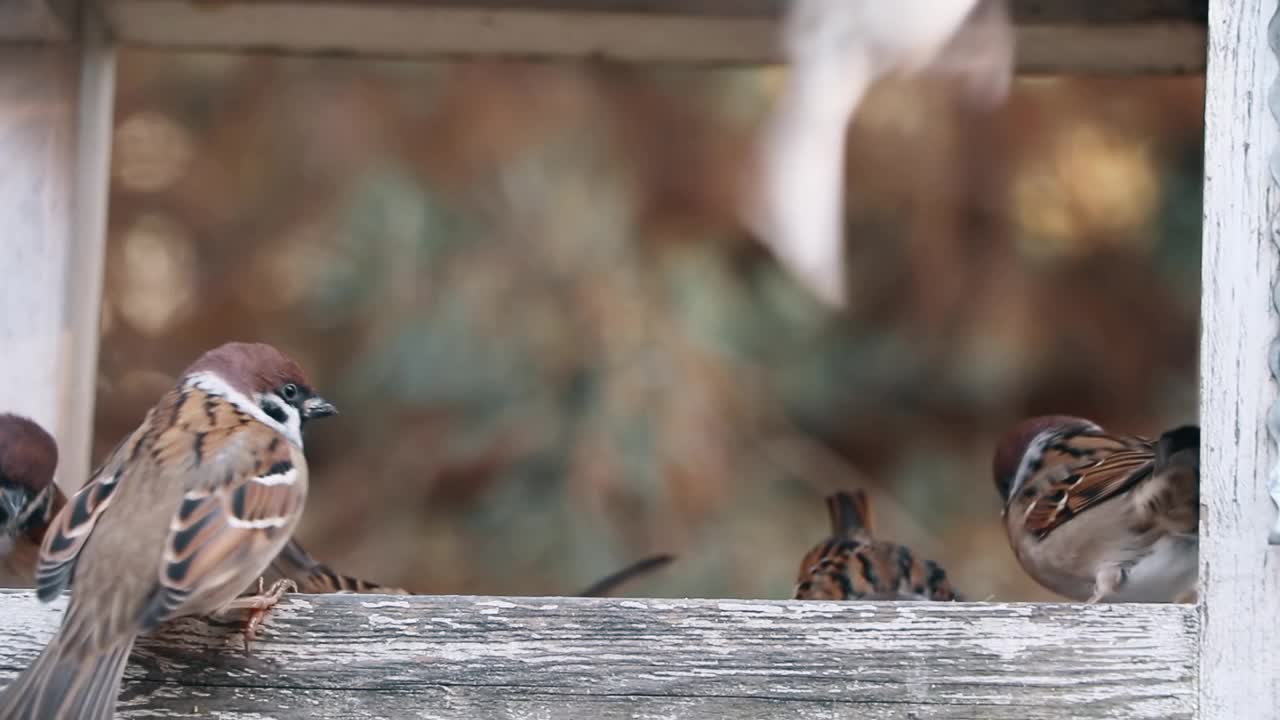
140, 425, 305, 629
1022, 434, 1155, 540
34, 432, 138, 602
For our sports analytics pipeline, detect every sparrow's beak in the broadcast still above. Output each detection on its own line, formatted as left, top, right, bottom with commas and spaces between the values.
302, 396, 338, 420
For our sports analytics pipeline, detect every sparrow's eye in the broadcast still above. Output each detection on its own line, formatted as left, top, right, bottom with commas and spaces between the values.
280, 383, 300, 402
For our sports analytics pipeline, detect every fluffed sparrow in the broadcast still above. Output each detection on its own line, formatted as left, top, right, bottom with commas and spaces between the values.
992, 415, 1199, 603
0, 415, 62, 589
0, 342, 337, 720
794, 490, 961, 601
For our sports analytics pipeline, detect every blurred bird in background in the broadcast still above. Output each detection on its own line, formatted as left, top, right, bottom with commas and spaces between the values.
794, 490, 961, 601
749, 0, 1015, 305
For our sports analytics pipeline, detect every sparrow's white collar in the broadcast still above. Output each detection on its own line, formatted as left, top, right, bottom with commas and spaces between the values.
184, 371, 304, 449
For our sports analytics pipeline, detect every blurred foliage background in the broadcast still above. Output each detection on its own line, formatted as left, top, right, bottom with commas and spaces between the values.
94, 52, 1203, 602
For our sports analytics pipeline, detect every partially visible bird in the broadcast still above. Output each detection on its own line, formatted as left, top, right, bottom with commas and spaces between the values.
266, 537, 408, 595
268, 541, 675, 599
0, 414, 63, 589
794, 490, 961, 601
574, 553, 676, 598
992, 415, 1200, 603
749, 0, 1014, 306
0, 341, 337, 720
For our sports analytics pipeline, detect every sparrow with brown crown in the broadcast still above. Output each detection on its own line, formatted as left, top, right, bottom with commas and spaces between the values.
0, 414, 63, 589
992, 415, 1199, 603
0, 342, 337, 720
794, 490, 961, 601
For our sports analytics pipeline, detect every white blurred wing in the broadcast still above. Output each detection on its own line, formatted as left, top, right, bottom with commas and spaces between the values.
750, 0, 1013, 307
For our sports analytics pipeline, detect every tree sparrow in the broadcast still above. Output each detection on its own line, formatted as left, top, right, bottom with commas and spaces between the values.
992, 415, 1200, 603
0, 415, 62, 589
0, 342, 337, 720
266, 537, 409, 595
794, 490, 961, 601
269, 542, 674, 598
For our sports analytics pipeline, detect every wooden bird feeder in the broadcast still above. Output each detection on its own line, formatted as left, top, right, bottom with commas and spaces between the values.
0, 1, 1268, 718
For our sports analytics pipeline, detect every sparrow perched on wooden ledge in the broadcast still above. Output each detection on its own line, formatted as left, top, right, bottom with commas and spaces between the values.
269, 541, 675, 598
0, 342, 337, 720
992, 415, 1199, 603
267, 537, 409, 595
794, 490, 961, 601
0, 415, 63, 589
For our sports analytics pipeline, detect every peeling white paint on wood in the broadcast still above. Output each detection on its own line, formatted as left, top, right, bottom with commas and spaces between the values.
0, 12, 115, 496
0, 591, 1195, 719
97, 0, 1208, 72
1200, 0, 1280, 717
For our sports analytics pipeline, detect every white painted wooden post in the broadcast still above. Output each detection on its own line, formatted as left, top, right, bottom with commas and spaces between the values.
0, 3, 116, 494
1200, 0, 1280, 716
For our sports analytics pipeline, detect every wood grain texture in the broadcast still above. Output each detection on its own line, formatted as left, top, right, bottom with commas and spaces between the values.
0, 18, 115, 498
0, 591, 1196, 719
1199, 0, 1280, 717
98, 0, 1208, 72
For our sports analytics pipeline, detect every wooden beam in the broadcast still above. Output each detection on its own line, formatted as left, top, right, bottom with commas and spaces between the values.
96, 0, 1208, 72
0, 592, 1196, 719
0, 10, 115, 496
1199, 0, 1280, 717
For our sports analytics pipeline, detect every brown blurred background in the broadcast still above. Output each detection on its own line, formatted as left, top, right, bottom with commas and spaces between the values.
94, 52, 1203, 602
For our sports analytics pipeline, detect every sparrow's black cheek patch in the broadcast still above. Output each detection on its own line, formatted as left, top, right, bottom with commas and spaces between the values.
261, 401, 288, 425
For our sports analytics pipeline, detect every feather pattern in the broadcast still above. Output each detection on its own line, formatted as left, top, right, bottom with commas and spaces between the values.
0, 342, 325, 720
994, 416, 1200, 603
794, 490, 960, 601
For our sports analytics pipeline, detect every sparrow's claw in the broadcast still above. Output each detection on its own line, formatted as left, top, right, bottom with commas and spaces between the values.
220, 577, 297, 653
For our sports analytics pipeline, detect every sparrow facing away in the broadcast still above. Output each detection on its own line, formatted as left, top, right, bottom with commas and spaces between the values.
0, 415, 62, 588
0, 342, 337, 720
794, 490, 961, 601
992, 415, 1200, 603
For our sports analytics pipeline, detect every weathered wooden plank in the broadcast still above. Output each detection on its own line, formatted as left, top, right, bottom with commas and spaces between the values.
0, 14, 115, 496
0, 591, 1196, 719
0, 0, 78, 42
1199, 0, 1280, 717
97, 0, 1208, 72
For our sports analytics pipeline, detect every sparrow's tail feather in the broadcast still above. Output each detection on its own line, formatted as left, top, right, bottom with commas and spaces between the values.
1135, 425, 1200, 535
575, 554, 676, 598
826, 491, 872, 538
0, 631, 134, 720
